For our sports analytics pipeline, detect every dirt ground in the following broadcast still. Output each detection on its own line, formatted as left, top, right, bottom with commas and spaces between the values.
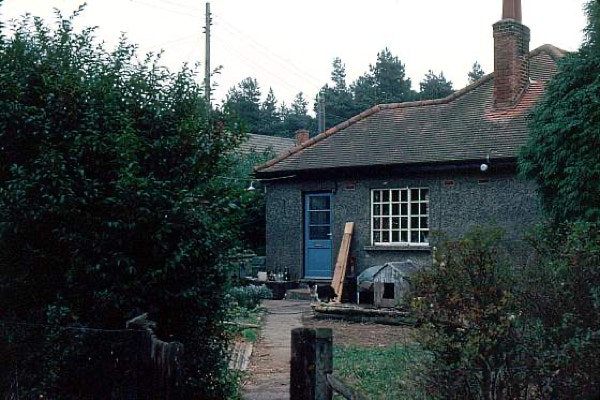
243, 300, 416, 399
301, 313, 415, 348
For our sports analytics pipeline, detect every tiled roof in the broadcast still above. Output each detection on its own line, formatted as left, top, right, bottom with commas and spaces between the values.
238, 134, 295, 157
256, 45, 563, 175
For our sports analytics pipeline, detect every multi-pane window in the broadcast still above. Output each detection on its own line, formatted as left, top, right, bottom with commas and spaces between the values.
307, 195, 331, 240
372, 188, 429, 245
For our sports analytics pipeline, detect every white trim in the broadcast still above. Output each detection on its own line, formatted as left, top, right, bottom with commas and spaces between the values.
370, 187, 430, 246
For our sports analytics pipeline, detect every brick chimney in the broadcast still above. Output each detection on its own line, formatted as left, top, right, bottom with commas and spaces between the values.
493, 0, 530, 108
295, 129, 310, 146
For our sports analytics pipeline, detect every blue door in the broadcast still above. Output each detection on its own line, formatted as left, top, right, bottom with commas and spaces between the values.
304, 193, 333, 278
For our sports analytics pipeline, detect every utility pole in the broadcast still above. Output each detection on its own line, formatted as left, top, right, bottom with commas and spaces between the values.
318, 93, 326, 134
204, 2, 211, 122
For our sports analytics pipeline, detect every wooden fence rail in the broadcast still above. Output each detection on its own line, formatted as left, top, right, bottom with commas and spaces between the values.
126, 313, 184, 400
290, 327, 368, 400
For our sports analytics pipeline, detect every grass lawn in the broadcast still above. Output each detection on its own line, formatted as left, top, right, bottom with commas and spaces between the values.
333, 342, 430, 399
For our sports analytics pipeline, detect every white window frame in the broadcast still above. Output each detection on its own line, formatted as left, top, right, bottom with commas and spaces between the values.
371, 187, 429, 246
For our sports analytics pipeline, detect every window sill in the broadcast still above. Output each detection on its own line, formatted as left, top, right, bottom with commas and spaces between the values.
364, 245, 431, 252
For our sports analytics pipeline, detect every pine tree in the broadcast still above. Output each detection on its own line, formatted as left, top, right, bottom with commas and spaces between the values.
281, 92, 315, 137
317, 57, 355, 129
467, 61, 485, 84
259, 87, 281, 136
369, 48, 415, 103
348, 48, 415, 111
351, 73, 377, 112
223, 77, 262, 133
331, 57, 348, 90
419, 70, 454, 100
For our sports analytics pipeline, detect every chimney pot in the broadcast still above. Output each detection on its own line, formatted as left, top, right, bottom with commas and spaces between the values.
502, 0, 522, 22
295, 129, 310, 146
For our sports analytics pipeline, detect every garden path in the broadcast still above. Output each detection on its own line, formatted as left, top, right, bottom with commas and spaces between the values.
242, 299, 312, 400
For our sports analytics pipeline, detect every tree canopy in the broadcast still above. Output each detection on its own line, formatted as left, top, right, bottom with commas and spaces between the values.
0, 7, 245, 398
259, 87, 281, 136
519, 0, 600, 222
222, 78, 315, 138
224, 76, 263, 133
419, 70, 454, 100
368, 48, 415, 104
467, 61, 485, 84
317, 57, 356, 128
281, 92, 315, 135
224, 47, 466, 136
315, 49, 416, 131
350, 73, 377, 112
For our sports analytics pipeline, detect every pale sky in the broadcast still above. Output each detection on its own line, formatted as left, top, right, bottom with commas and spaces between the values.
1, 0, 589, 110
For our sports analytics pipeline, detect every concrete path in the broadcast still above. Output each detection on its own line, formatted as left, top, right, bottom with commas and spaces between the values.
243, 299, 312, 400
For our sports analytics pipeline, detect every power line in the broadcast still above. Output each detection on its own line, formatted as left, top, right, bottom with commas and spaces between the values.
212, 36, 322, 99
214, 17, 324, 88
212, 23, 301, 83
213, 30, 323, 96
213, 35, 311, 99
125, 1, 326, 107
212, 13, 324, 87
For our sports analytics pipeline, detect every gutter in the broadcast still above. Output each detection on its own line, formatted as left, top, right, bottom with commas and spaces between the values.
254, 159, 518, 181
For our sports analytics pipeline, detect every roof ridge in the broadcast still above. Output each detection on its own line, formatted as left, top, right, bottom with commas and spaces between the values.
529, 43, 568, 61
246, 133, 295, 145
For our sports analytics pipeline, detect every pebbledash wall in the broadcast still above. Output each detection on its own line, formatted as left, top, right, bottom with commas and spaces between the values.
264, 167, 541, 281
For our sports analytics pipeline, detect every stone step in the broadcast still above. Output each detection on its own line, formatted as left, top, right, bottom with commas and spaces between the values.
285, 288, 313, 301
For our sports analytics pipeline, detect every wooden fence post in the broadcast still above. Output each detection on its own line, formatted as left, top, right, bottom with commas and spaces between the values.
290, 328, 316, 400
315, 328, 333, 400
290, 328, 333, 400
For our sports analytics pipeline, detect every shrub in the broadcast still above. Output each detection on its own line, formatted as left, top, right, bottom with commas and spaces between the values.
410, 224, 600, 399
410, 228, 525, 399
517, 222, 600, 398
229, 284, 273, 310
0, 8, 245, 399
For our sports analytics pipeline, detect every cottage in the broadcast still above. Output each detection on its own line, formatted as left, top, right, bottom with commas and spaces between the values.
237, 133, 295, 156
255, 0, 564, 283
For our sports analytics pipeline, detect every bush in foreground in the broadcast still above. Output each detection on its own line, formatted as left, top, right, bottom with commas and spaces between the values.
0, 6, 245, 399
518, 222, 600, 398
411, 228, 524, 399
410, 225, 600, 399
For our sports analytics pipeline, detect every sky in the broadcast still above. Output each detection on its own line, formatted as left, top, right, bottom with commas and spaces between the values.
0, 0, 589, 111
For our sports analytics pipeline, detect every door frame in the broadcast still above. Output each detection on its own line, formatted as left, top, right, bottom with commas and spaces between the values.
303, 192, 334, 279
